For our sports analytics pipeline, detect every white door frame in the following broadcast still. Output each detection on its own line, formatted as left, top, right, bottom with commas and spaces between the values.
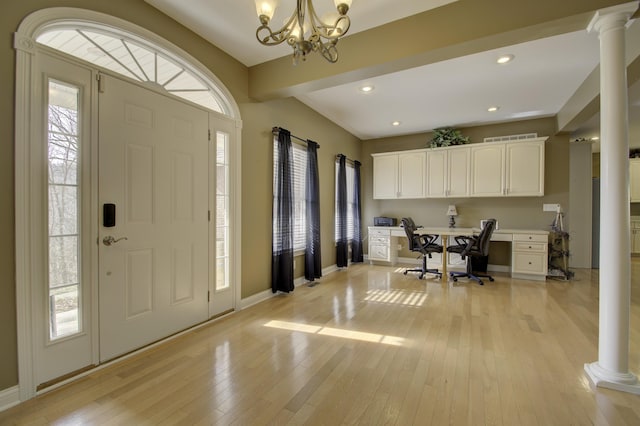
14, 8, 242, 401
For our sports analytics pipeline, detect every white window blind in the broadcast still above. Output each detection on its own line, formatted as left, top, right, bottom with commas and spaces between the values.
273, 138, 307, 252
335, 161, 355, 241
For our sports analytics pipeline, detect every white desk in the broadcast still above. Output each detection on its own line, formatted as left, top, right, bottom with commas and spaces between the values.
368, 226, 549, 281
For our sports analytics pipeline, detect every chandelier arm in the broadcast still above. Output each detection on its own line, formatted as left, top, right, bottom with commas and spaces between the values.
256, 13, 297, 46
316, 40, 339, 63
306, 0, 351, 40
316, 16, 351, 40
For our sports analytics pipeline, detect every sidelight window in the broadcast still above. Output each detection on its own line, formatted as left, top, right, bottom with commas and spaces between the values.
216, 131, 230, 291
47, 80, 82, 340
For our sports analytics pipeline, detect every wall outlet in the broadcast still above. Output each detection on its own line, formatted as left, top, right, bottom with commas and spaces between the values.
397, 244, 402, 251
543, 203, 560, 212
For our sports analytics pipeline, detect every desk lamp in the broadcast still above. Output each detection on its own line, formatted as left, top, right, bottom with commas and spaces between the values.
447, 205, 458, 228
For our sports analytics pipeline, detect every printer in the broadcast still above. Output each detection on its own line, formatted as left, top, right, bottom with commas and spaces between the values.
374, 217, 397, 227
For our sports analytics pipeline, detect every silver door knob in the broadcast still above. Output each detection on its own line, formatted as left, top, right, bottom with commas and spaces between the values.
103, 236, 128, 246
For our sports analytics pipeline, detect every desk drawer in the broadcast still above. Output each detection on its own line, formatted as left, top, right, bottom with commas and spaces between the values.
369, 235, 390, 245
513, 252, 547, 275
369, 244, 390, 261
369, 229, 391, 237
513, 233, 548, 243
514, 241, 547, 252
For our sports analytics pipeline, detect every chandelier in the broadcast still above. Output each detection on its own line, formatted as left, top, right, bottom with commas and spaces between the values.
255, 0, 352, 64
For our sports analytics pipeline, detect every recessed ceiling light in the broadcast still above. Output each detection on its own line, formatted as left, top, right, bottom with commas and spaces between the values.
360, 85, 374, 93
392, 121, 401, 126
497, 54, 514, 64
488, 106, 500, 112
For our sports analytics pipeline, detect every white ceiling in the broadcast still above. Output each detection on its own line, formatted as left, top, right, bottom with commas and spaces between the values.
146, 0, 640, 146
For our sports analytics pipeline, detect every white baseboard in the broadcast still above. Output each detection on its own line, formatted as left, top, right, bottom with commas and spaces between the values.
239, 264, 339, 310
0, 385, 20, 412
239, 288, 274, 310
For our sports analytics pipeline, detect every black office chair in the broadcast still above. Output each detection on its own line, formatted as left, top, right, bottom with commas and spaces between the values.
401, 217, 443, 279
447, 218, 496, 285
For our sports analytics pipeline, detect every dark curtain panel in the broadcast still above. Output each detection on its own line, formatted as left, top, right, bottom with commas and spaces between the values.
351, 160, 363, 263
271, 128, 295, 293
336, 154, 349, 267
305, 140, 322, 281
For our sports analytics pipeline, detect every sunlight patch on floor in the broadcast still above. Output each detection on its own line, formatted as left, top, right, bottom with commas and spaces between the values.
264, 320, 405, 346
364, 288, 427, 307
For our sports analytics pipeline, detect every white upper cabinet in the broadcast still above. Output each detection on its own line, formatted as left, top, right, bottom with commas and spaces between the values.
372, 154, 398, 199
425, 149, 447, 197
398, 152, 426, 198
372, 150, 425, 199
470, 143, 505, 196
372, 137, 546, 200
425, 146, 470, 198
447, 146, 471, 197
505, 140, 545, 196
630, 158, 640, 202
470, 138, 546, 197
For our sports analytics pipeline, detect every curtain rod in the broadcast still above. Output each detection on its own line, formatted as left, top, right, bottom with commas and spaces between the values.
272, 127, 320, 148
336, 154, 358, 166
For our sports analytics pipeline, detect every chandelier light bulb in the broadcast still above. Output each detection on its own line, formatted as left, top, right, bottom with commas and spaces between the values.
255, 0, 277, 23
334, 0, 352, 15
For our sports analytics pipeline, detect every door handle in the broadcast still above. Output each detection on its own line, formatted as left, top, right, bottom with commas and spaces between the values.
103, 236, 128, 246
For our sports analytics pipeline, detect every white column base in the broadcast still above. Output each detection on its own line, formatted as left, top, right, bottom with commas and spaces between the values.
584, 362, 640, 394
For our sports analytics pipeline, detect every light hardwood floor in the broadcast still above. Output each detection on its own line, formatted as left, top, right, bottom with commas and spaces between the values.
2, 261, 640, 425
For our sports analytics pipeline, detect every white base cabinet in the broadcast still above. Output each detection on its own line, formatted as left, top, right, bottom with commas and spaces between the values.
368, 227, 548, 281
512, 233, 548, 279
368, 228, 398, 264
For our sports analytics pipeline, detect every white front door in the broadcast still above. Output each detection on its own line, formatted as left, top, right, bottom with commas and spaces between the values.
98, 74, 209, 361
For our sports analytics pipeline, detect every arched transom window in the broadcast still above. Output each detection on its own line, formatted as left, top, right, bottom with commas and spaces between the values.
37, 26, 229, 114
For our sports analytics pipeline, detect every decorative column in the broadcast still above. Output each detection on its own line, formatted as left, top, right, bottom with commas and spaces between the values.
585, 1, 640, 395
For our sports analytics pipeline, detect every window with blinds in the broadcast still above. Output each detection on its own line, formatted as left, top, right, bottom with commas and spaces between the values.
273, 139, 308, 252
335, 162, 355, 241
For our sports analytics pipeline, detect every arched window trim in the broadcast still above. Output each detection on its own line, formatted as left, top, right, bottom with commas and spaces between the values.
35, 22, 230, 115
15, 7, 241, 120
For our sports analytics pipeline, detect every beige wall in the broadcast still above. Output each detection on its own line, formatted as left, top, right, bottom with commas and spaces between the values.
239, 98, 361, 298
361, 117, 569, 266
593, 153, 640, 215
0, 1, 360, 392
